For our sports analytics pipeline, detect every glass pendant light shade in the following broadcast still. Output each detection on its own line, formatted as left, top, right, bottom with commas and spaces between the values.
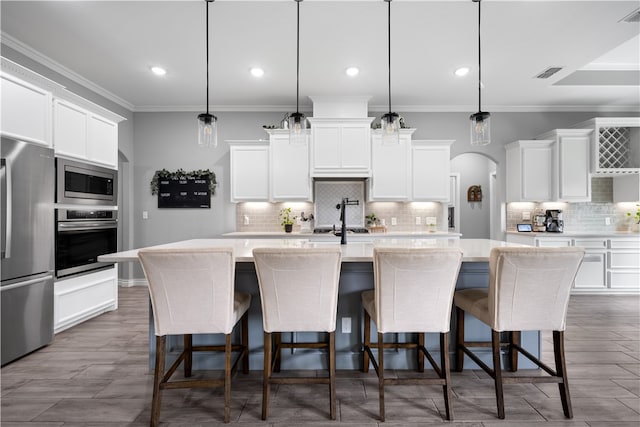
288, 111, 307, 145
381, 112, 400, 145
197, 113, 218, 148
470, 111, 490, 146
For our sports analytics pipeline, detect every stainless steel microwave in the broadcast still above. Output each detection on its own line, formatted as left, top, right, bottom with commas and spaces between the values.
56, 158, 117, 205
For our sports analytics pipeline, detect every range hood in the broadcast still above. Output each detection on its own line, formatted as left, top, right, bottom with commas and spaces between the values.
307, 96, 375, 178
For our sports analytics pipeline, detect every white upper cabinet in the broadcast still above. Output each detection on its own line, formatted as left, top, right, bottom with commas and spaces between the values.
571, 117, 640, 175
369, 129, 414, 201
229, 141, 270, 202
506, 140, 555, 202
53, 98, 119, 169
54, 99, 88, 158
1, 73, 52, 146
308, 117, 374, 177
411, 140, 453, 202
268, 130, 311, 201
87, 115, 118, 167
537, 129, 592, 202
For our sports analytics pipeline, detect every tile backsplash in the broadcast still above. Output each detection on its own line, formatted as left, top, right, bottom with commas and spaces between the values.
506, 177, 638, 233
236, 201, 445, 233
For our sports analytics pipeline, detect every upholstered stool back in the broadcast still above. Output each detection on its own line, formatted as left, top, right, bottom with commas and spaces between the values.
139, 248, 239, 336
253, 247, 342, 333
488, 247, 584, 332
372, 247, 463, 333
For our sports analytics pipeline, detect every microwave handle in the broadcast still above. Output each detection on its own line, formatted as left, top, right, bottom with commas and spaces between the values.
1, 157, 12, 259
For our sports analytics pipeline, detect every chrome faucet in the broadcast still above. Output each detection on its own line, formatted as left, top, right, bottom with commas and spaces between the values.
335, 198, 359, 245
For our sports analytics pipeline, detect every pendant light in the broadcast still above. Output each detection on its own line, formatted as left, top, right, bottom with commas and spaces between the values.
289, 0, 307, 144
380, 0, 400, 145
197, 0, 218, 148
470, 0, 490, 146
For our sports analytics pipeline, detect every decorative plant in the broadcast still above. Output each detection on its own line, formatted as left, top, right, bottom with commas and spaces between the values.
279, 207, 297, 227
366, 213, 379, 225
150, 168, 217, 195
626, 204, 640, 224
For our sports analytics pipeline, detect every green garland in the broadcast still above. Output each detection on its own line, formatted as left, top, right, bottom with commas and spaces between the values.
150, 168, 217, 195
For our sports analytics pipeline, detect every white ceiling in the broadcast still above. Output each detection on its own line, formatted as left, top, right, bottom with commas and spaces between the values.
1, 0, 639, 113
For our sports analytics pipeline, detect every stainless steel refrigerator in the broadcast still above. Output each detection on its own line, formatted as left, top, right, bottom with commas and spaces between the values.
1, 136, 55, 365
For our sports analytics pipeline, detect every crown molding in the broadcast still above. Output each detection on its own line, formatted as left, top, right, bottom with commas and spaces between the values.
2, 33, 135, 112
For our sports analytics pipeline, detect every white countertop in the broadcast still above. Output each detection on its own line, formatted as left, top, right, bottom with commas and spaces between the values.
98, 238, 525, 264
222, 231, 461, 239
506, 231, 640, 238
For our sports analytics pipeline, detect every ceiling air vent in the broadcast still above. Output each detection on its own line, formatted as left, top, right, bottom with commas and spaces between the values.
535, 66, 564, 79
620, 7, 640, 23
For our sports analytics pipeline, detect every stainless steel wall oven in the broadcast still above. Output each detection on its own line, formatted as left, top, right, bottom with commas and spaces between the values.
56, 158, 117, 205
55, 209, 117, 278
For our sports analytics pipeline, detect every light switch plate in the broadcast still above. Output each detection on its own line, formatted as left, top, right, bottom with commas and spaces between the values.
522, 211, 531, 220
342, 317, 351, 334
391, 217, 397, 226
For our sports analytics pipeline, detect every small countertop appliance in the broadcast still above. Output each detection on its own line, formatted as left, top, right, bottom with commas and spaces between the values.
545, 209, 564, 233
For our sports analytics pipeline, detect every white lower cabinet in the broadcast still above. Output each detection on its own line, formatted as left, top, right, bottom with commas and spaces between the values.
505, 234, 639, 293
572, 238, 607, 290
54, 266, 118, 333
608, 238, 640, 290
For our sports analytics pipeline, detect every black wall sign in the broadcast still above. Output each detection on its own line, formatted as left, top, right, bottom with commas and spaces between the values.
158, 175, 211, 208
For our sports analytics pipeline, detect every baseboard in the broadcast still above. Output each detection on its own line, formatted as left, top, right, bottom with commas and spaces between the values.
118, 278, 147, 288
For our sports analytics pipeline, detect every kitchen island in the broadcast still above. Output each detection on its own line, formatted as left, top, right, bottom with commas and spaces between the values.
99, 238, 536, 371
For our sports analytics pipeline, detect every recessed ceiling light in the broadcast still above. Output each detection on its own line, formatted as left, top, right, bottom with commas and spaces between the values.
151, 66, 166, 76
454, 67, 470, 77
250, 67, 264, 77
345, 67, 359, 77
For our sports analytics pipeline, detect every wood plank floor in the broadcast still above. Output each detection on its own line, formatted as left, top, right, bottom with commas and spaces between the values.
1, 287, 639, 426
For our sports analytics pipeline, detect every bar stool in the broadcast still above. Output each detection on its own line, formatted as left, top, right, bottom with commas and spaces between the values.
252, 247, 342, 420
138, 248, 251, 425
454, 247, 584, 419
362, 247, 464, 421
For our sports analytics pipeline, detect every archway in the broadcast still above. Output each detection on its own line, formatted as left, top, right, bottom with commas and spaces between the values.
450, 153, 497, 239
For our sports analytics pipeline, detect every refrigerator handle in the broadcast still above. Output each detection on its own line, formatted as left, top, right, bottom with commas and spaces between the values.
1, 157, 12, 259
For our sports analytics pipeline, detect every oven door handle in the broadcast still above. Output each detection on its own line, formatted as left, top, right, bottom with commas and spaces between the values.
57, 222, 118, 232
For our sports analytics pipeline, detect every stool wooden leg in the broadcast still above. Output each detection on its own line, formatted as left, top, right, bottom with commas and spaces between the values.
509, 331, 521, 372
151, 335, 166, 427
378, 332, 385, 422
274, 332, 282, 373
440, 332, 454, 421
184, 334, 192, 378
417, 332, 425, 373
241, 312, 249, 374
554, 330, 573, 419
363, 310, 371, 373
262, 332, 272, 421
491, 329, 505, 419
224, 333, 232, 423
455, 307, 465, 372
329, 331, 336, 420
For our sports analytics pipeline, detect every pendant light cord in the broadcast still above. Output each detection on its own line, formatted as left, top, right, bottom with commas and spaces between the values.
205, 0, 210, 115
296, 0, 301, 114
387, 0, 392, 114
477, 0, 482, 113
